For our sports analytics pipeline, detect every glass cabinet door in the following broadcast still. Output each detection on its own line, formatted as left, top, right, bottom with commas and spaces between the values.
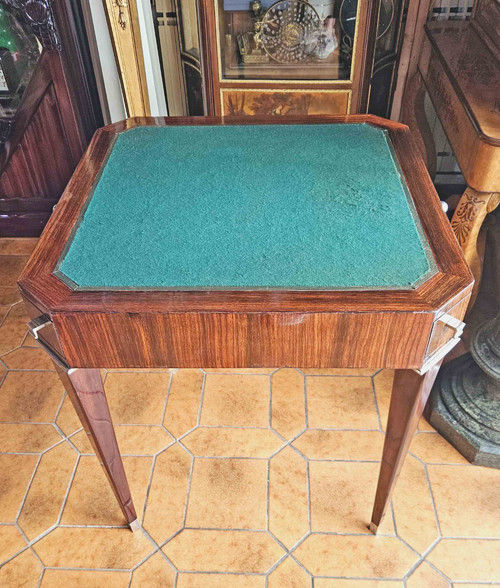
177, 0, 204, 114
178, 0, 200, 58
217, 0, 359, 81
0, 3, 41, 118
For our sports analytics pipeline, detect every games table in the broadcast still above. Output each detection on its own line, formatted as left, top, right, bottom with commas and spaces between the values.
18, 115, 473, 533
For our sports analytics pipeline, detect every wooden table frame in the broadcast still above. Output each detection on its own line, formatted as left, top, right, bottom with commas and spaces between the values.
18, 115, 473, 533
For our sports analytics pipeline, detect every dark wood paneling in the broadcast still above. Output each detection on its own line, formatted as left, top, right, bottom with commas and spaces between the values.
0, 1, 101, 236
0, 77, 76, 199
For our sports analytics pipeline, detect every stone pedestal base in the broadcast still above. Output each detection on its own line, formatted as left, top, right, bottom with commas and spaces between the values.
429, 353, 500, 468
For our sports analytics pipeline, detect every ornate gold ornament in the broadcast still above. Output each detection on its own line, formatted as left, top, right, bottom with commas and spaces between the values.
259, 0, 321, 63
115, 0, 128, 30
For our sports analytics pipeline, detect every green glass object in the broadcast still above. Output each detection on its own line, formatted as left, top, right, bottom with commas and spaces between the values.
0, 4, 40, 115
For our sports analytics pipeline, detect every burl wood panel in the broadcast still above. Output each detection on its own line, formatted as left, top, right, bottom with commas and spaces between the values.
53, 310, 433, 369
221, 90, 350, 116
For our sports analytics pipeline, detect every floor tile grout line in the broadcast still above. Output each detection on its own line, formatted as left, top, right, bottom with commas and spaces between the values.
195, 372, 207, 426
41, 565, 133, 572
14, 453, 43, 522
0, 364, 7, 388
2, 368, 57, 372
36, 565, 45, 588
141, 452, 159, 525
160, 371, 174, 429
176, 438, 194, 458
200, 370, 279, 376
305, 529, 399, 537
289, 552, 314, 582
55, 453, 82, 528
53, 391, 68, 426
0, 420, 394, 431
401, 535, 443, 582
371, 372, 384, 432
126, 532, 178, 588
181, 454, 195, 527
266, 457, 270, 534
306, 459, 312, 533
56, 524, 128, 529
302, 373, 378, 378
389, 501, 398, 538
423, 461, 444, 536
0, 544, 30, 569
0, 302, 16, 329
183, 455, 271, 460
313, 574, 408, 581
175, 569, 267, 576
422, 557, 454, 586
268, 373, 273, 430
0, 420, 70, 426
52, 423, 83, 455
263, 548, 289, 581
2, 359, 498, 581
29, 543, 45, 584
303, 371, 309, 429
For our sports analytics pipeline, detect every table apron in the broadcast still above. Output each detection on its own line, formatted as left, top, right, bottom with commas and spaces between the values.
49, 310, 438, 370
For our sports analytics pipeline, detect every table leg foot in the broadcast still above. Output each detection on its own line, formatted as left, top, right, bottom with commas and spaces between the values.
369, 522, 378, 535
370, 361, 442, 530
55, 365, 138, 527
129, 519, 140, 532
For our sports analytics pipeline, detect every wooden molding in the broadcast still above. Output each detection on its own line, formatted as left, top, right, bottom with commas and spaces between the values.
102, 0, 150, 117
390, 0, 432, 121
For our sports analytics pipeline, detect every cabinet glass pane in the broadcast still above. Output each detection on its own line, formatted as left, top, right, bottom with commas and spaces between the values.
0, 4, 41, 118
178, 0, 200, 58
218, 0, 358, 80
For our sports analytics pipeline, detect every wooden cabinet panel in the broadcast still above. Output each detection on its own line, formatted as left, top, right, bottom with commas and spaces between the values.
0, 0, 101, 236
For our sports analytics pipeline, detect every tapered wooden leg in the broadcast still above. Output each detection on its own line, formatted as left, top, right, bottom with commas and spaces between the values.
55, 364, 139, 531
370, 361, 442, 534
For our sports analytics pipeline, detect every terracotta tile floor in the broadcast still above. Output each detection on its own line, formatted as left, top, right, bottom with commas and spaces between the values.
1, 238, 499, 587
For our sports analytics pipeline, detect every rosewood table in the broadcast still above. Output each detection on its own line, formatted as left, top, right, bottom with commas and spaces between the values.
18, 115, 473, 533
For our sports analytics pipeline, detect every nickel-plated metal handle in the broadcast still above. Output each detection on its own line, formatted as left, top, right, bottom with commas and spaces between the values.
440, 313, 465, 338
416, 313, 466, 375
28, 315, 52, 340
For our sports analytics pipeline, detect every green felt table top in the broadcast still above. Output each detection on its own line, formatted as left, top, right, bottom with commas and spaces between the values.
58, 123, 435, 290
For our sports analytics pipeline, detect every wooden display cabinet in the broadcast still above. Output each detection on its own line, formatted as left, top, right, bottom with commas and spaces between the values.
198, 0, 381, 115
